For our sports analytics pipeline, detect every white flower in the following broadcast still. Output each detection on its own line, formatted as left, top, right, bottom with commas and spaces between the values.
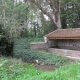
0, 64, 3, 67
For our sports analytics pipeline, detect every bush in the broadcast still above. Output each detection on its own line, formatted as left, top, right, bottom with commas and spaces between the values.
0, 37, 14, 56
0, 23, 14, 56
13, 38, 71, 66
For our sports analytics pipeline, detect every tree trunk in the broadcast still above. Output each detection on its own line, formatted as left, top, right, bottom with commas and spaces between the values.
56, 0, 62, 29
56, 12, 62, 29
3, 1, 6, 27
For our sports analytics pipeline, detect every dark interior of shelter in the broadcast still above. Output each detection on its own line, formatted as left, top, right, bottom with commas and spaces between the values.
47, 39, 80, 51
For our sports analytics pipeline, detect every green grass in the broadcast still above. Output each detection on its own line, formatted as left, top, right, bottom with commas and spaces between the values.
13, 38, 71, 66
28, 63, 80, 80
0, 57, 80, 80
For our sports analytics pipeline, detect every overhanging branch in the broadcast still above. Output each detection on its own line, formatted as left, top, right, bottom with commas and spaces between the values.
46, 0, 57, 13
34, 2, 57, 28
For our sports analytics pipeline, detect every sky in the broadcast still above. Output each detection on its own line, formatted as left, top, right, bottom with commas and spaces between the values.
14, 0, 24, 3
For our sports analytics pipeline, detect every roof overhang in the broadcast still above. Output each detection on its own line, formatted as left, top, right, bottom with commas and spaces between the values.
45, 28, 80, 40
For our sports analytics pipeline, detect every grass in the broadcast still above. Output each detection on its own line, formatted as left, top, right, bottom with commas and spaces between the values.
0, 57, 80, 80
30, 63, 80, 80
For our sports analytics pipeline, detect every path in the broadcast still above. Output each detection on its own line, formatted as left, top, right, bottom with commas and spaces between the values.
66, 56, 80, 61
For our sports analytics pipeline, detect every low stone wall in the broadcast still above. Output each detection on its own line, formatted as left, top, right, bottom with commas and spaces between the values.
30, 42, 80, 60
48, 48, 80, 57
30, 42, 48, 52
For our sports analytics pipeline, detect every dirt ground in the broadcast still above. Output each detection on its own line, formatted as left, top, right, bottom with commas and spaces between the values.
33, 64, 58, 72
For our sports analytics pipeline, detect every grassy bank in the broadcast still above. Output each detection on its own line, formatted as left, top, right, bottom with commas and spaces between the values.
0, 58, 79, 80
28, 63, 80, 80
13, 38, 71, 66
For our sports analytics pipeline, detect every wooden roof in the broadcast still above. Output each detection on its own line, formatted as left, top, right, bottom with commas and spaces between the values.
45, 28, 80, 39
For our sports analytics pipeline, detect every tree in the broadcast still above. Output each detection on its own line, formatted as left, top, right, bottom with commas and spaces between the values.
0, 0, 30, 38
26, 0, 62, 29
61, 0, 80, 28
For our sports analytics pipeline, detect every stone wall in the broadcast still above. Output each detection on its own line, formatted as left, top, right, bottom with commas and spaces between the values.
30, 39, 80, 52
30, 40, 80, 60
47, 39, 58, 48
58, 40, 80, 50
30, 42, 48, 52
47, 39, 80, 51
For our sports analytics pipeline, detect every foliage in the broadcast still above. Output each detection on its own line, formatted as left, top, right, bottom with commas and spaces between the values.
0, 22, 14, 56
0, 0, 80, 39
61, 0, 80, 28
0, 0, 29, 38
0, 0, 55, 38
41, 21, 56, 36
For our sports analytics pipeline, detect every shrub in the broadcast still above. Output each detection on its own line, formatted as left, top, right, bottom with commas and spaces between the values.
13, 38, 71, 66
0, 23, 14, 57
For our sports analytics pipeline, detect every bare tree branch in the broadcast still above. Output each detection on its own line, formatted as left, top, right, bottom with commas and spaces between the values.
29, 0, 62, 29
46, 0, 57, 13
57, 0, 60, 13
29, 0, 35, 3
29, 0, 58, 28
